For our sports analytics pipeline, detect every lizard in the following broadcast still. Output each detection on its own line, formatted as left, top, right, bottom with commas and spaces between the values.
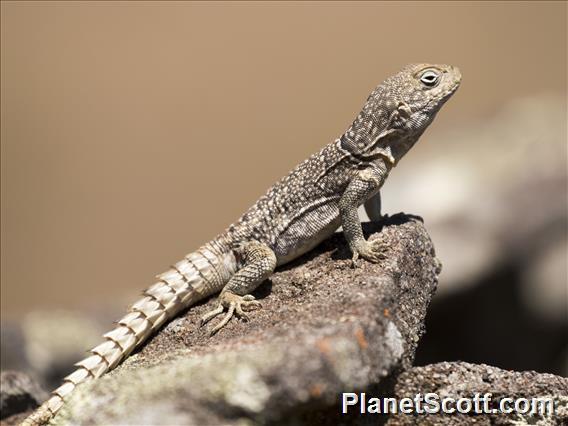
21, 63, 461, 425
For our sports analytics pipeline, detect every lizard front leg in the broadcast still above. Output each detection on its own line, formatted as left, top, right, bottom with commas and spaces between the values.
339, 165, 388, 265
364, 192, 383, 222
200, 241, 276, 335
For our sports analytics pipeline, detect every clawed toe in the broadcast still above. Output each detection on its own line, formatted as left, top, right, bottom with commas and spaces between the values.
235, 304, 249, 321
353, 239, 388, 265
242, 300, 262, 311
202, 293, 262, 336
209, 303, 236, 335
199, 305, 224, 326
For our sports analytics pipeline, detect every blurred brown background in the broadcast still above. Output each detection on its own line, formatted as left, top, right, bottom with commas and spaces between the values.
1, 2, 566, 374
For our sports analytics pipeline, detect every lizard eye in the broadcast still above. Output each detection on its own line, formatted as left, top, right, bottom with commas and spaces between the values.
419, 70, 440, 87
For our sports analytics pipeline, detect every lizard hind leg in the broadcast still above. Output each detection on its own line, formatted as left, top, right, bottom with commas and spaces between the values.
200, 241, 276, 336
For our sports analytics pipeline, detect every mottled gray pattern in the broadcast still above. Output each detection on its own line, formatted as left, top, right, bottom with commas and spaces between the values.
198, 64, 460, 336
22, 63, 461, 426
221, 63, 461, 266
226, 141, 354, 263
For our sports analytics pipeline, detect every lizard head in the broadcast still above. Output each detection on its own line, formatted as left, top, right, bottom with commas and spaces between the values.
341, 63, 461, 165
383, 63, 462, 133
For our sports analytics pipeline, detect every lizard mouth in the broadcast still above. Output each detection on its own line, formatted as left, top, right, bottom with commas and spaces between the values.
423, 79, 460, 112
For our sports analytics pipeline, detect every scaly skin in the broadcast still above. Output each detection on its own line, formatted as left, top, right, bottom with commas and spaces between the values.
22, 63, 460, 425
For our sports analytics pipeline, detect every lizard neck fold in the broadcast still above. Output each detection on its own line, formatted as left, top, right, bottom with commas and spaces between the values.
339, 130, 397, 170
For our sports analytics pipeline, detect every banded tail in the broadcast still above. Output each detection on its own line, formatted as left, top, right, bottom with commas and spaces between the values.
21, 243, 236, 425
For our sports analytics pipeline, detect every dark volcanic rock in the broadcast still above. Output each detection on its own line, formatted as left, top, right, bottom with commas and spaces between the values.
50, 216, 441, 425
388, 362, 568, 425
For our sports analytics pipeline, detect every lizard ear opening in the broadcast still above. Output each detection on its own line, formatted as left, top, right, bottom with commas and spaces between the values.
397, 101, 412, 119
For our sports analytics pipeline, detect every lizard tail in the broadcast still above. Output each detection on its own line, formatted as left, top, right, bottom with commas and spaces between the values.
20, 243, 236, 426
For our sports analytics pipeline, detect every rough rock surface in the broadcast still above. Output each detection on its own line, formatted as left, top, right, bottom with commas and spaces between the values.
0, 371, 47, 421
37, 216, 440, 425
386, 96, 567, 376
1, 311, 104, 392
388, 362, 568, 425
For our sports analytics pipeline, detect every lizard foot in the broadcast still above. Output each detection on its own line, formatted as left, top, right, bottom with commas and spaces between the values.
199, 292, 262, 336
351, 239, 387, 267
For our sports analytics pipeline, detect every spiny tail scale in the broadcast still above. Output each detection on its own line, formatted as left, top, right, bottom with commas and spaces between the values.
21, 242, 236, 426
21, 63, 462, 425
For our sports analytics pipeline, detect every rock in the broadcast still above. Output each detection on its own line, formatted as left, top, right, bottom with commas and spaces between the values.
51, 216, 441, 425
0, 311, 105, 393
380, 95, 566, 292
0, 324, 29, 374
20, 311, 105, 389
383, 96, 568, 376
0, 371, 48, 420
388, 362, 568, 425
521, 236, 568, 324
